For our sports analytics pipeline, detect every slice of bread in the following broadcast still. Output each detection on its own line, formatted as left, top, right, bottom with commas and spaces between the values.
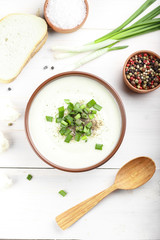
0, 14, 48, 83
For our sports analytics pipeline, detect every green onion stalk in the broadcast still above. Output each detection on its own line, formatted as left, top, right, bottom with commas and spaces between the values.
51, 0, 160, 68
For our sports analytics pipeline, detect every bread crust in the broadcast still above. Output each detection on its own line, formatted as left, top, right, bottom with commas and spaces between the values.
0, 14, 48, 84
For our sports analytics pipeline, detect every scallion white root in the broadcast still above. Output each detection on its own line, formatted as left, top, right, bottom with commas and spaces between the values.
52, 39, 117, 53
68, 45, 128, 70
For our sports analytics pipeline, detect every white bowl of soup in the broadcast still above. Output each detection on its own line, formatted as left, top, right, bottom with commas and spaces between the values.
25, 71, 126, 172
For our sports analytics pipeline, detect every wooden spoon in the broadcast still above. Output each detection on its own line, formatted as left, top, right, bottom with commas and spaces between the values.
56, 157, 156, 230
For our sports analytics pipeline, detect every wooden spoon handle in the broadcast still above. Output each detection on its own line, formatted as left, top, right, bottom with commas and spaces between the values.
56, 184, 117, 230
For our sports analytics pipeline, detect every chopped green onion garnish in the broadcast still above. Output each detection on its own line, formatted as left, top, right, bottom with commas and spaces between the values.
64, 99, 70, 104
80, 104, 86, 109
73, 105, 82, 113
67, 103, 74, 112
81, 113, 88, 119
54, 99, 103, 144
76, 126, 83, 132
70, 111, 76, 115
61, 120, 68, 127
27, 174, 32, 181
58, 106, 64, 118
86, 122, 92, 128
75, 113, 81, 120
86, 128, 91, 136
83, 127, 91, 136
89, 114, 95, 120
59, 127, 66, 135
75, 102, 80, 108
56, 118, 62, 123
64, 134, 73, 143
59, 190, 67, 197
65, 115, 73, 125
91, 110, 97, 114
83, 126, 88, 133
84, 108, 90, 114
75, 119, 83, 126
46, 116, 53, 122
81, 135, 87, 140
64, 128, 71, 136
75, 133, 81, 142
93, 104, 102, 111
87, 99, 96, 108
95, 144, 103, 150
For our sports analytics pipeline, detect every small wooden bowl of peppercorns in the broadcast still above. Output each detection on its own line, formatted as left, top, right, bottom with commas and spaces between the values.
123, 50, 160, 93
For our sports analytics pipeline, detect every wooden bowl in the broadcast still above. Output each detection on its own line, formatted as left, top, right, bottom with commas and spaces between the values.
25, 71, 126, 172
123, 50, 160, 93
44, 0, 89, 33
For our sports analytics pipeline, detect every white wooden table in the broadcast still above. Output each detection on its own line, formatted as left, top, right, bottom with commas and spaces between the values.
0, 0, 160, 239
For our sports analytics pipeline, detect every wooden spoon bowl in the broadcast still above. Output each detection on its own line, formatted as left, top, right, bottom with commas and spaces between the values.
44, 0, 89, 33
123, 50, 160, 93
115, 156, 156, 189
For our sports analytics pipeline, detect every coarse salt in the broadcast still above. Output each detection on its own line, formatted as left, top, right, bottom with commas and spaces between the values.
46, 0, 87, 29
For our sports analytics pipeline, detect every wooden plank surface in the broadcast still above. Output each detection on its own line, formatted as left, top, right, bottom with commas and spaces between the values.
0, 168, 160, 240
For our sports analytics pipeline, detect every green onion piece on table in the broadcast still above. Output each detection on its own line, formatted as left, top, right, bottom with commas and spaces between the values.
59, 190, 67, 197
95, 144, 103, 150
27, 174, 32, 181
93, 104, 102, 111
59, 127, 66, 135
89, 114, 95, 119
58, 106, 64, 118
65, 134, 73, 143
46, 116, 53, 122
75, 133, 81, 142
56, 117, 62, 123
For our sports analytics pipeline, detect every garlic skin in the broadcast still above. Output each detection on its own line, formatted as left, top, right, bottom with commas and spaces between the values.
0, 173, 12, 190
0, 132, 9, 153
0, 97, 20, 122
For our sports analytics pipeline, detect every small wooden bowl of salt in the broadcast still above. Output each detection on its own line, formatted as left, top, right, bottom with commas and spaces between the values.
44, 0, 89, 33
